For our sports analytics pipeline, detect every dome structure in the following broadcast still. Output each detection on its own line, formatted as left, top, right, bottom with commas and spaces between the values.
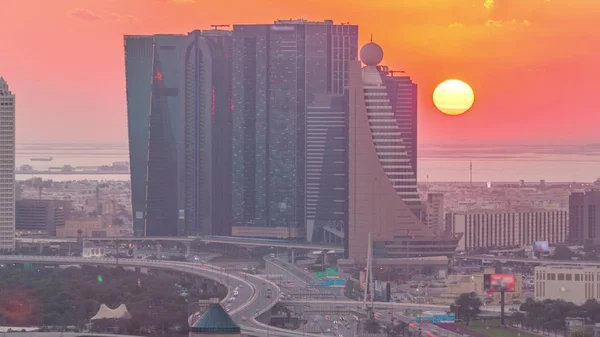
190, 303, 240, 335
360, 42, 384, 66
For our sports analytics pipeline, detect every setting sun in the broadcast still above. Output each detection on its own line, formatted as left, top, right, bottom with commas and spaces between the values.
433, 79, 475, 116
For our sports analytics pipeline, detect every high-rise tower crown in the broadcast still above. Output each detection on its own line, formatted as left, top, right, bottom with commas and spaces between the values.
360, 40, 383, 66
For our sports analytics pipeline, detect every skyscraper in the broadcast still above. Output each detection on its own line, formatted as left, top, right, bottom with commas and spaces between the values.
231, 20, 358, 239
376, 62, 422, 219
0, 77, 15, 251
343, 44, 457, 265
383, 72, 418, 177
125, 29, 233, 237
569, 190, 600, 244
124, 36, 153, 237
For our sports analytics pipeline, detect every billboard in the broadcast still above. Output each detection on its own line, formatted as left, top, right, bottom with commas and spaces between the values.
309, 279, 346, 288
534, 241, 549, 254
483, 274, 516, 292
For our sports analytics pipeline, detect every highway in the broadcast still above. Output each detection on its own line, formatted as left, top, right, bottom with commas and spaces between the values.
0, 255, 511, 337
15, 236, 343, 252
264, 257, 312, 286
0, 256, 308, 337
0, 332, 140, 337
457, 254, 600, 266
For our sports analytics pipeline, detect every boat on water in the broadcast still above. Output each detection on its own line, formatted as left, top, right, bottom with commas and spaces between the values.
29, 157, 53, 162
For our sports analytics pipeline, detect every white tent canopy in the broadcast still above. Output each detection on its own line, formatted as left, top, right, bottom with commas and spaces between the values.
91, 304, 132, 321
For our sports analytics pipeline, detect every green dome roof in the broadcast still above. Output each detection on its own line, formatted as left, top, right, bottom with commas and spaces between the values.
191, 303, 240, 334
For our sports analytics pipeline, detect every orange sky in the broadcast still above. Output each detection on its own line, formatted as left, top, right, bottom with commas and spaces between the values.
1, 0, 599, 144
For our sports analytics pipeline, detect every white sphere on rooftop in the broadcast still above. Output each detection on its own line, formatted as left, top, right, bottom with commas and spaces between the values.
360, 42, 384, 66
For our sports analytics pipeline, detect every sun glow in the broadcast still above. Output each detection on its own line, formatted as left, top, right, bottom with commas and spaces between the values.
432, 79, 475, 116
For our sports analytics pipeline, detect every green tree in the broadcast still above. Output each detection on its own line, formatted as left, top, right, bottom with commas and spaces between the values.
450, 292, 482, 326
571, 329, 593, 337
344, 279, 355, 298
553, 245, 576, 260
385, 321, 409, 337
364, 317, 381, 333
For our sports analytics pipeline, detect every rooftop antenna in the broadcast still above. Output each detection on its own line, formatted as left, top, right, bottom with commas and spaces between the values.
370, 33, 373, 42
388, 70, 405, 76
470, 162, 473, 187
210, 24, 230, 30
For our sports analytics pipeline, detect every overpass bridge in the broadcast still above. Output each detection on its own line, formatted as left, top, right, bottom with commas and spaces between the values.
16, 236, 343, 252
456, 254, 600, 267
0, 256, 311, 337
0, 255, 513, 337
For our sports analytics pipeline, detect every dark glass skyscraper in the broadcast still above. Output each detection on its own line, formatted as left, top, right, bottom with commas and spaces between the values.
125, 30, 233, 237
124, 36, 154, 237
231, 20, 358, 239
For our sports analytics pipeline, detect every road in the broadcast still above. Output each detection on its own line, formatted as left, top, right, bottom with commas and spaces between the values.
15, 236, 342, 251
456, 254, 600, 266
265, 256, 312, 286
0, 256, 506, 337
0, 256, 306, 337
0, 332, 140, 337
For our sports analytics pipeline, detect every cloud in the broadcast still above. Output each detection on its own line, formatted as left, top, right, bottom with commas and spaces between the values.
105, 13, 141, 24
448, 22, 466, 29
449, 19, 531, 29
485, 19, 502, 27
483, 0, 495, 10
485, 19, 531, 28
67, 9, 101, 22
67, 8, 140, 24
153, 0, 196, 3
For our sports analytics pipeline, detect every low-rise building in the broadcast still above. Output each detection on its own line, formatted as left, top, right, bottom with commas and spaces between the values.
16, 199, 70, 236
443, 268, 523, 303
534, 265, 600, 305
425, 193, 445, 234
446, 210, 568, 252
56, 218, 122, 237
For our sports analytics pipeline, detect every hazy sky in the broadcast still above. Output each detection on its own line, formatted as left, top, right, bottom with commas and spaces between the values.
1, 0, 599, 144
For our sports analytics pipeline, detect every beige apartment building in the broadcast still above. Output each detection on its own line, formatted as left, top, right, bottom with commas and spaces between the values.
446, 210, 568, 252
535, 265, 600, 305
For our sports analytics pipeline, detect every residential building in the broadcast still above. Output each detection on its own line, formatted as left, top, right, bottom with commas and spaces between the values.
340, 43, 457, 274
425, 193, 444, 233
446, 210, 568, 252
534, 265, 600, 305
15, 199, 70, 236
124, 29, 233, 237
0, 77, 15, 252
56, 218, 123, 238
231, 20, 358, 239
569, 190, 600, 244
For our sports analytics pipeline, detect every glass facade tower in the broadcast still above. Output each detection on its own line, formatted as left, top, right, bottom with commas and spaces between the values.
231, 20, 358, 238
125, 30, 233, 237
